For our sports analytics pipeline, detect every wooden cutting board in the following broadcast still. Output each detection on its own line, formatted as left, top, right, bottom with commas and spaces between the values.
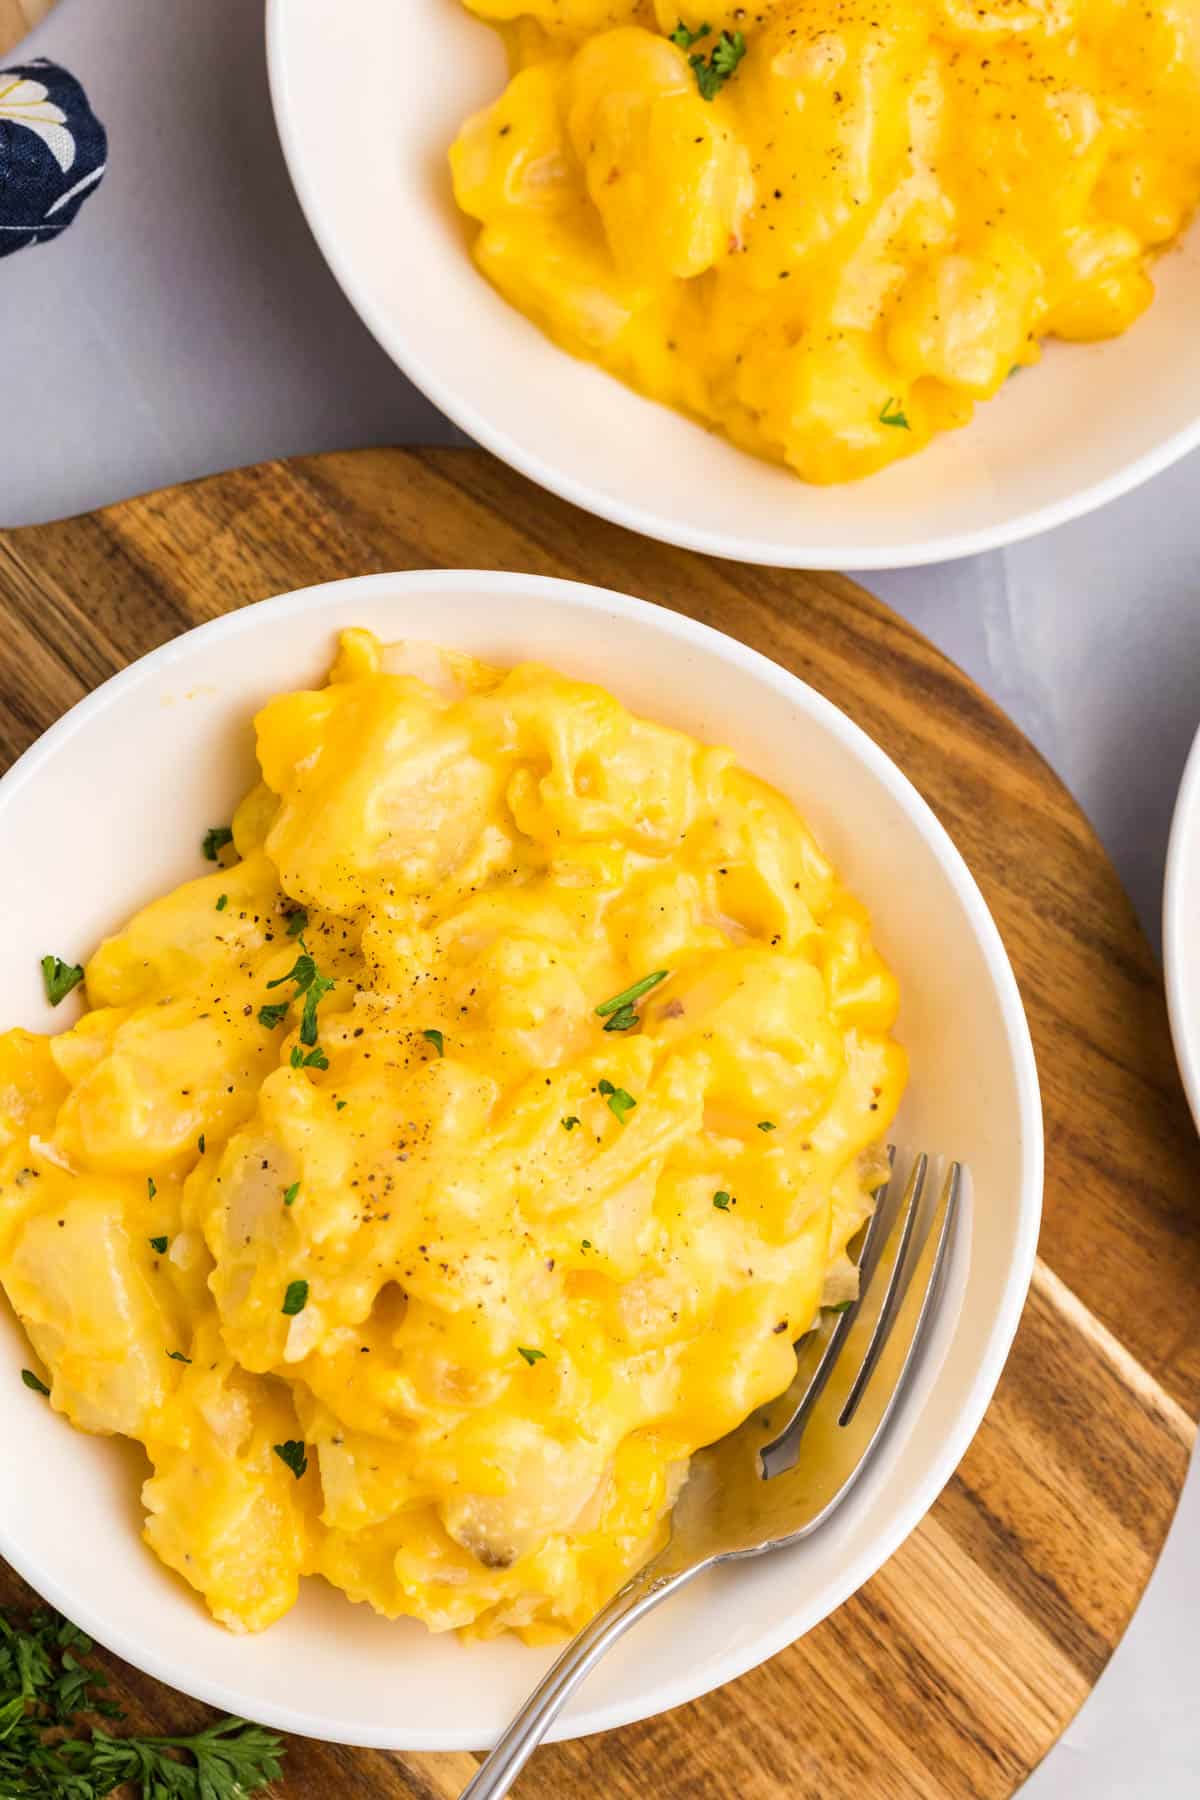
0, 448, 1197, 1800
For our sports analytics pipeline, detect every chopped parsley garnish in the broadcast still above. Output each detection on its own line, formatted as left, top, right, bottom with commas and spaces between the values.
0, 1604, 285, 1797
215, 894, 228, 912
581, 1239, 593, 1251
260, 939, 334, 1053
282, 1279, 309, 1316
286, 908, 309, 937
598, 1078, 637, 1123
40, 956, 83, 1007
300, 973, 334, 1047
669, 18, 711, 48
283, 1183, 299, 1207
291, 1044, 329, 1070
267, 951, 317, 993
517, 1346, 546, 1365
335, 1098, 347, 1111
688, 27, 746, 100
198, 1133, 206, 1154
201, 825, 234, 861
562, 1115, 581, 1131
826, 1299, 854, 1314
20, 1369, 49, 1396
713, 1190, 733, 1210
422, 1028, 445, 1057
880, 396, 910, 429
147, 1177, 156, 1200
149, 1236, 168, 1254
273, 1440, 308, 1480
757, 1120, 776, 1132
596, 971, 669, 1023
166, 1349, 192, 1364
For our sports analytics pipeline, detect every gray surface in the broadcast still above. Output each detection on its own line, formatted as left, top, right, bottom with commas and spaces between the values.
3, 0, 1199, 1791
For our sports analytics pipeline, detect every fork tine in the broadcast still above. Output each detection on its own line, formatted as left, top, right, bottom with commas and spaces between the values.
757, 1155, 958, 1481
757, 1150, 903, 1470
838, 1152, 928, 1426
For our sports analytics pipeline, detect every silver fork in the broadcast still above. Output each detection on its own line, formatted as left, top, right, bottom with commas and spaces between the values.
459, 1152, 962, 1800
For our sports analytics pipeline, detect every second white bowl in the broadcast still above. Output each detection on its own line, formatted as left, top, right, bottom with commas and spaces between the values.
267, 0, 1200, 570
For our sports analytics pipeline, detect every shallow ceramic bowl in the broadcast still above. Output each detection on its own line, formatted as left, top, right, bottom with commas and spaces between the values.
0, 570, 1042, 1747
266, 0, 1200, 570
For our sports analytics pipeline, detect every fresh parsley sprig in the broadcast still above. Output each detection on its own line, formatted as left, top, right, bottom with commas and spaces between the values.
259, 939, 334, 1064
669, 21, 747, 100
0, 1605, 284, 1798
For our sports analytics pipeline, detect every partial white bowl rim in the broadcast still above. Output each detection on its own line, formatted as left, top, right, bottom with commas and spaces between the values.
0, 571, 1043, 1746
1164, 720, 1200, 1131
265, 5, 1200, 572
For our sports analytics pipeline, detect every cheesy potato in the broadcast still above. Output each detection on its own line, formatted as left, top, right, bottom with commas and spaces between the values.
0, 633, 904, 1639
450, 0, 1200, 482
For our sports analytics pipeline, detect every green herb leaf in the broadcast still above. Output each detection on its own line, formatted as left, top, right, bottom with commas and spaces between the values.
286, 908, 309, 937
147, 1177, 156, 1200
879, 396, 910, 429
198, 1133, 206, 1154
561, 1115, 581, 1131
517, 1346, 546, 1365
581, 1239, 593, 1251
335, 1099, 347, 1111
291, 1044, 329, 1070
20, 1369, 49, 1396
0, 1602, 285, 1797
267, 951, 317, 992
713, 1190, 733, 1210
299, 973, 334, 1047
258, 1001, 290, 1030
282, 1279, 309, 1316
756, 1120, 777, 1132
40, 956, 84, 1007
669, 18, 711, 48
283, 1183, 299, 1207
826, 1299, 854, 1314
202, 825, 234, 861
166, 1349, 192, 1363
602, 1004, 640, 1033
216, 893, 228, 912
422, 1028, 445, 1057
689, 27, 745, 99
595, 970, 669, 1017
149, 1236, 168, 1254
273, 1440, 308, 1480
598, 1079, 637, 1123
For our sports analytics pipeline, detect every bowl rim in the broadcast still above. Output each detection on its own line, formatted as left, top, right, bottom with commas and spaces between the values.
1164, 718, 1200, 1134
264, 2, 1200, 574
0, 569, 1044, 1746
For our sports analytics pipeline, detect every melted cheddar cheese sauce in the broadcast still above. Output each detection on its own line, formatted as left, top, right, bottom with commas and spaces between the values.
0, 634, 903, 1639
450, 0, 1200, 482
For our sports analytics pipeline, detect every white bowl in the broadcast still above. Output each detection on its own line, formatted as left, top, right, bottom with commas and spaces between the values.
1164, 722, 1200, 1134
0, 571, 1042, 1748
267, 0, 1200, 571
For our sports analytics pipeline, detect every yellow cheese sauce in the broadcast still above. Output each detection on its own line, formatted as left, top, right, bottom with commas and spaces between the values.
450, 0, 1200, 482
0, 634, 903, 1639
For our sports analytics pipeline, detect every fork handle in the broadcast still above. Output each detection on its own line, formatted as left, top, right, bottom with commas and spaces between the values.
458, 1560, 704, 1800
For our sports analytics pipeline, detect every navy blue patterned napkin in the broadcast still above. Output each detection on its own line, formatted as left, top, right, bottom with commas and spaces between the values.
0, 57, 106, 259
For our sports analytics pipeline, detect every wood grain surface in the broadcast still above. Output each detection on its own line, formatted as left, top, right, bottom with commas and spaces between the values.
0, 0, 53, 57
0, 447, 1197, 1800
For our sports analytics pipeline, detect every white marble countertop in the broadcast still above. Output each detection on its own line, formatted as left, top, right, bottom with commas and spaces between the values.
3, 1, 1199, 1792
